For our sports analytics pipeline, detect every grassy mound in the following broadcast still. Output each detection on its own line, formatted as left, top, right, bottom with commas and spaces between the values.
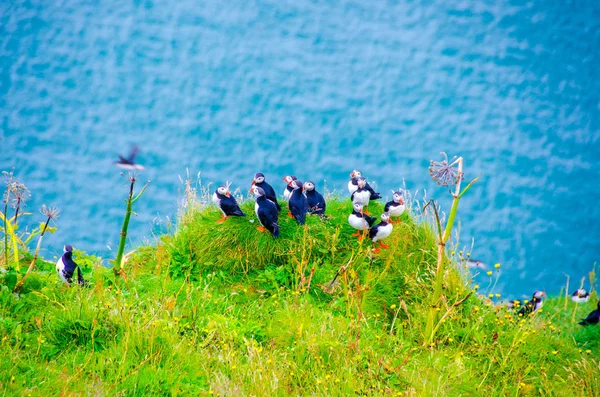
0, 198, 598, 396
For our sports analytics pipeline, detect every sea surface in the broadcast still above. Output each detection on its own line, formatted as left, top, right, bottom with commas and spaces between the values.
1, 0, 599, 298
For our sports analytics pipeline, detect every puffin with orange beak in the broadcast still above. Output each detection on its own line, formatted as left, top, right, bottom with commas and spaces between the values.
212, 182, 246, 223
384, 190, 406, 224
347, 170, 382, 200
282, 175, 298, 201
252, 172, 281, 211
348, 202, 377, 240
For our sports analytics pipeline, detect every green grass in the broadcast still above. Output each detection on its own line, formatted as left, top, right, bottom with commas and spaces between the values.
0, 197, 598, 396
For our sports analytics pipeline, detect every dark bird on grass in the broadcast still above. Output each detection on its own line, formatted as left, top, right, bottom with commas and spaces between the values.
251, 186, 280, 237
351, 177, 379, 215
347, 170, 381, 200
56, 245, 86, 286
369, 212, 393, 254
282, 175, 297, 201
288, 179, 308, 225
384, 190, 406, 224
114, 145, 145, 171
252, 172, 281, 211
508, 291, 546, 317
571, 288, 590, 303
303, 181, 326, 216
348, 202, 377, 240
212, 182, 246, 223
579, 300, 600, 326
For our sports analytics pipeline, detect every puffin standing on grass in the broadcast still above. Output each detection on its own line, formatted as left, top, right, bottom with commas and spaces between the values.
579, 301, 600, 326
251, 186, 280, 237
303, 181, 326, 216
348, 202, 377, 240
56, 245, 86, 286
212, 183, 246, 223
384, 190, 406, 224
347, 170, 381, 200
351, 177, 378, 215
369, 212, 393, 253
282, 176, 298, 201
508, 291, 546, 316
252, 173, 281, 211
288, 179, 308, 225
571, 288, 590, 303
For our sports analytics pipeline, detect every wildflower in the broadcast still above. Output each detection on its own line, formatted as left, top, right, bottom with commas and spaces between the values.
486, 271, 493, 276
494, 263, 501, 269
428, 152, 464, 187
474, 284, 479, 290
488, 293, 494, 298
495, 293, 501, 298
390, 304, 397, 310
40, 205, 60, 220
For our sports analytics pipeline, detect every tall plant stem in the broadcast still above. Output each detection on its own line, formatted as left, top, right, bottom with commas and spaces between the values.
13, 217, 51, 293
424, 158, 475, 345
113, 177, 149, 277
3, 190, 9, 268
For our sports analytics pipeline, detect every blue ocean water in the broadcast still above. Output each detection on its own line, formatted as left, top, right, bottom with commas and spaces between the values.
1, 0, 599, 297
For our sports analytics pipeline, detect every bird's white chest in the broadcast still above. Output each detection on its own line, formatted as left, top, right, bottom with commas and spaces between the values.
388, 203, 405, 217
55, 257, 68, 283
372, 223, 393, 242
352, 190, 370, 206
254, 202, 262, 223
348, 213, 369, 230
283, 188, 292, 201
212, 192, 220, 206
348, 181, 358, 194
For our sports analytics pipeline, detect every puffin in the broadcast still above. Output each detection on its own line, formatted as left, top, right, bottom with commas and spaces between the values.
252, 172, 281, 211
347, 170, 381, 200
369, 212, 393, 253
351, 177, 378, 214
282, 176, 298, 201
384, 190, 406, 224
251, 186, 280, 237
303, 181, 326, 216
212, 183, 246, 223
348, 202, 377, 240
288, 179, 308, 225
114, 145, 145, 171
579, 300, 600, 326
56, 245, 86, 286
508, 291, 546, 316
571, 288, 590, 303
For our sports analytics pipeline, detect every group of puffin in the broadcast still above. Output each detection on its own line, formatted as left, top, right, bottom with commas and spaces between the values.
53, 147, 600, 327
211, 170, 405, 255
505, 288, 599, 325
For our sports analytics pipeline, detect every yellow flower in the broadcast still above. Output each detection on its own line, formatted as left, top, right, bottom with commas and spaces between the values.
390, 304, 397, 310
495, 293, 501, 298
474, 284, 480, 290
494, 263, 501, 269
486, 271, 493, 276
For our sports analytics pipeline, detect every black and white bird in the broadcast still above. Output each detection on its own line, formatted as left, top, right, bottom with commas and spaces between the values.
303, 181, 326, 216
384, 190, 406, 224
508, 291, 546, 316
212, 183, 246, 223
282, 176, 298, 201
369, 212, 393, 253
252, 172, 281, 211
579, 300, 600, 326
288, 179, 308, 225
347, 170, 381, 200
571, 288, 590, 303
348, 202, 377, 240
114, 145, 145, 171
56, 245, 86, 286
251, 186, 280, 237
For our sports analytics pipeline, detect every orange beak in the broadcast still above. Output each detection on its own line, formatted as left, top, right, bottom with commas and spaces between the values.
226, 192, 231, 198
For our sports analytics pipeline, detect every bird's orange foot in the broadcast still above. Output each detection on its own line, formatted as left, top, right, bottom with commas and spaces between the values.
257, 226, 267, 232
379, 242, 390, 249
216, 217, 227, 224
373, 247, 381, 254
352, 231, 361, 237
288, 212, 295, 219
357, 234, 364, 241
